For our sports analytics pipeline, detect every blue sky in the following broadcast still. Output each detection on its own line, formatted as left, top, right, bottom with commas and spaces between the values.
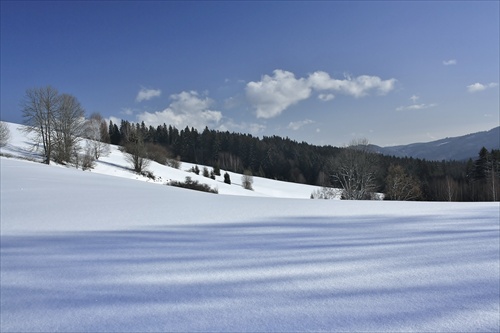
1, 1, 498, 147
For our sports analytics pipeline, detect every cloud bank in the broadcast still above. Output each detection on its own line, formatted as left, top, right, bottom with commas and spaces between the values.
136, 88, 161, 102
246, 70, 396, 118
136, 91, 222, 130
467, 82, 498, 93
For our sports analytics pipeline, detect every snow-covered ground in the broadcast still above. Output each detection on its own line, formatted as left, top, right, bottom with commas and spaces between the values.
0, 121, 329, 199
1, 122, 499, 332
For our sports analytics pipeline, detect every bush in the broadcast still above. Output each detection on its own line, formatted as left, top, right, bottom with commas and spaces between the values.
169, 176, 218, 194
81, 148, 96, 171
141, 170, 156, 180
311, 187, 338, 199
166, 155, 181, 169
188, 165, 200, 175
145, 143, 169, 165
242, 170, 253, 190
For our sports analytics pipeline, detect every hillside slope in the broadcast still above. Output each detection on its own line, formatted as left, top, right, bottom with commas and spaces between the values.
0, 121, 327, 199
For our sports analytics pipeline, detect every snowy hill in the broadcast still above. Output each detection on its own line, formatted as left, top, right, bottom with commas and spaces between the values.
374, 126, 500, 161
0, 122, 329, 199
1, 121, 499, 332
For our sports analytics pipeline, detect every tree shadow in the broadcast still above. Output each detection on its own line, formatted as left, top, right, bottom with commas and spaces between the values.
1, 213, 499, 332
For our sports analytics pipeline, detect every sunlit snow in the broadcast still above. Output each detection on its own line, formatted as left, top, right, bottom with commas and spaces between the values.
1, 122, 499, 332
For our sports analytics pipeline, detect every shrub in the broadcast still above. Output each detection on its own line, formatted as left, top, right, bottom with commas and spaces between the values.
169, 176, 218, 194
81, 148, 96, 171
166, 155, 181, 169
145, 143, 169, 165
242, 169, 253, 190
188, 165, 200, 175
141, 170, 156, 180
311, 187, 338, 199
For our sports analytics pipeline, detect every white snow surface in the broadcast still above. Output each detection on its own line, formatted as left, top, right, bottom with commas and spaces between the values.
1, 122, 499, 332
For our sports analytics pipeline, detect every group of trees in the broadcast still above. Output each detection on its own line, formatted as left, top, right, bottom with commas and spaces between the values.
15, 86, 499, 201
105, 119, 498, 201
21, 86, 84, 164
20, 86, 109, 168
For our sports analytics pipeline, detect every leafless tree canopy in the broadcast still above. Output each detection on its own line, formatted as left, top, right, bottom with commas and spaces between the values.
124, 128, 150, 173
52, 94, 85, 163
21, 86, 85, 164
0, 121, 11, 147
84, 112, 109, 160
385, 164, 422, 201
331, 139, 379, 200
21, 86, 60, 164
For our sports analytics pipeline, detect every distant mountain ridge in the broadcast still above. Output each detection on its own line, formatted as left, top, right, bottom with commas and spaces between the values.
373, 127, 500, 161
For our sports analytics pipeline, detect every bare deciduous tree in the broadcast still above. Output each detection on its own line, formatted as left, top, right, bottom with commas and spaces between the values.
124, 127, 150, 173
21, 86, 60, 164
385, 164, 422, 201
0, 121, 11, 147
21, 86, 85, 165
84, 112, 109, 160
53, 94, 85, 164
331, 139, 379, 200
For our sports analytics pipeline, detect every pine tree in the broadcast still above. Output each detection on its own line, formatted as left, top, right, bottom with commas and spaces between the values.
214, 162, 221, 176
224, 172, 231, 185
203, 166, 210, 178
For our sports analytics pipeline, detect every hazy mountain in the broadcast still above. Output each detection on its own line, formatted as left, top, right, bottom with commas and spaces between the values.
373, 127, 500, 161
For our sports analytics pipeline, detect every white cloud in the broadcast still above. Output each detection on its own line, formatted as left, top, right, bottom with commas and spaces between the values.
396, 103, 437, 111
246, 70, 396, 119
287, 119, 314, 130
136, 91, 222, 130
308, 71, 396, 98
246, 70, 312, 119
318, 93, 335, 101
443, 59, 457, 66
136, 88, 161, 102
410, 95, 419, 103
467, 82, 498, 93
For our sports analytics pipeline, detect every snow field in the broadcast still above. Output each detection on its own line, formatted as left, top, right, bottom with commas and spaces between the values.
1, 121, 499, 331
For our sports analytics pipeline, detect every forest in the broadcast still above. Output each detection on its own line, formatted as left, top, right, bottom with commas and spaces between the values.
108, 119, 499, 202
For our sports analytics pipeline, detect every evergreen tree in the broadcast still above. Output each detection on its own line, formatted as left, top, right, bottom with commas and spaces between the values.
203, 166, 210, 178
109, 121, 121, 145
214, 162, 221, 176
224, 172, 231, 185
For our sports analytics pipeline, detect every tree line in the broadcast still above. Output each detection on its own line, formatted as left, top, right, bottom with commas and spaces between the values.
16, 85, 499, 201
109, 119, 499, 201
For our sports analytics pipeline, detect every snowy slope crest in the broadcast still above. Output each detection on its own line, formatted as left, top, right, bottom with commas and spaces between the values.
0, 121, 328, 199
